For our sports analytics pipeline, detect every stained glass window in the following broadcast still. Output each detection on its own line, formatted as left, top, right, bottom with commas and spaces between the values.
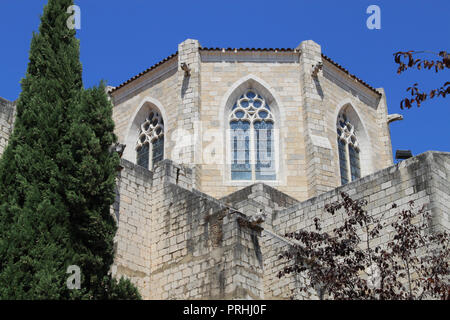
136, 110, 164, 169
338, 138, 349, 185
152, 137, 164, 166
336, 112, 361, 185
229, 90, 276, 181
255, 121, 275, 180
230, 120, 251, 180
349, 144, 360, 181
136, 143, 149, 169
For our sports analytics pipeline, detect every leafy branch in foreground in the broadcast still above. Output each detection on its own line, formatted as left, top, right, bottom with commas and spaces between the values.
393, 50, 449, 109
278, 192, 449, 300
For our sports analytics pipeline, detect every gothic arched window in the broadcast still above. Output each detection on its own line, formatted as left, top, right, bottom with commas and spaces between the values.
229, 90, 276, 181
136, 110, 164, 169
337, 113, 361, 185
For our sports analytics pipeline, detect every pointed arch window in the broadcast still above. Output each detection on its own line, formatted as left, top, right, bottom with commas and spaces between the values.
229, 90, 276, 181
136, 110, 164, 169
337, 113, 360, 185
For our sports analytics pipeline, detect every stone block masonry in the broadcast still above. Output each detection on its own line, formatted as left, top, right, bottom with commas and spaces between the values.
272, 151, 449, 237
113, 159, 265, 299
111, 39, 394, 202
1, 37, 448, 300
111, 159, 153, 298
263, 151, 449, 299
112, 151, 449, 299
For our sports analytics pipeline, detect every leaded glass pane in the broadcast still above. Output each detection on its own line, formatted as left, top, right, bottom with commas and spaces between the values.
229, 90, 276, 181
338, 138, 348, 185
137, 143, 149, 169
152, 137, 164, 167
231, 120, 251, 180
337, 111, 362, 185
349, 144, 360, 181
247, 91, 256, 99
255, 121, 276, 180
136, 109, 164, 169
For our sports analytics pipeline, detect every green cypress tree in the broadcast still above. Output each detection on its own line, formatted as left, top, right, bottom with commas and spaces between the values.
0, 0, 82, 299
0, 0, 140, 299
63, 83, 140, 299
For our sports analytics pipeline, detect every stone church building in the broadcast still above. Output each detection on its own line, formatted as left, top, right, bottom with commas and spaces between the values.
1, 39, 448, 299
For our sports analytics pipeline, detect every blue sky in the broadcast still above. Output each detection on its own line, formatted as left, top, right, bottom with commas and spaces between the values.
0, 0, 449, 157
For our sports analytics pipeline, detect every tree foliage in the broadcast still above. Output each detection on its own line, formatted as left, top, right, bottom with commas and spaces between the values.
394, 50, 449, 109
278, 192, 449, 300
0, 0, 140, 299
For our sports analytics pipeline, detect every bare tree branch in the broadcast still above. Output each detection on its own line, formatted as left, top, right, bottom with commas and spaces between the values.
393, 50, 449, 109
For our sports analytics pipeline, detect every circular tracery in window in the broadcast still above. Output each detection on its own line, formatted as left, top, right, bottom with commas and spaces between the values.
136, 111, 164, 150
337, 113, 359, 151
230, 90, 274, 124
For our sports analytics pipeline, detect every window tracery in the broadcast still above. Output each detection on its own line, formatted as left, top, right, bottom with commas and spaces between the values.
229, 90, 276, 180
136, 110, 164, 169
337, 113, 360, 185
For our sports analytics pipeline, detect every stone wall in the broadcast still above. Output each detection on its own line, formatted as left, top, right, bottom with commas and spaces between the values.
110, 38, 395, 202
219, 183, 314, 299
113, 159, 265, 299
111, 55, 179, 165
320, 60, 393, 183
198, 49, 306, 199
263, 151, 449, 298
300, 41, 334, 198
0, 97, 16, 156
111, 159, 153, 299
112, 152, 448, 300
272, 151, 449, 235
0, 38, 446, 301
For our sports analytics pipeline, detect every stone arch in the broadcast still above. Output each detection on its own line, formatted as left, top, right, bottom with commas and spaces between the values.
220, 75, 285, 127
334, 101, 373, 179
123, 97, 167, 164
220, 75, 285, 184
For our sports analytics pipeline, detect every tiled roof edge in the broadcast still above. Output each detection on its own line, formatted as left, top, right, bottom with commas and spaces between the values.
109, 52, 178, 94
109, 47, 382, 98
321, 53, 382, 97
199, 47, 300, 52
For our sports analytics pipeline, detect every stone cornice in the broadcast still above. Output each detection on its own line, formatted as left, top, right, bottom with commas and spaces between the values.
110, 52, 178, 94
112, 58, 178, 105
199, 48, 300, 63
322, 59, 380, 108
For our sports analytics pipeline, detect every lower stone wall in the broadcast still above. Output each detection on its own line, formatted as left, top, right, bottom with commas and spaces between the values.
262, 151, 449, 299
112, 160, 153, 299
112, 152, 449, 300
272, 151, 449, 236
428, 152, 450, 232
113, 159, 264, 299
221, 183, 300, 227
148, 182, 263, 299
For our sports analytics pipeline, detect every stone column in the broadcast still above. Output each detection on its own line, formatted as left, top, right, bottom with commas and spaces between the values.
298, 40, 336, 198
376, 88, 395, 167
176, 39, 202, 190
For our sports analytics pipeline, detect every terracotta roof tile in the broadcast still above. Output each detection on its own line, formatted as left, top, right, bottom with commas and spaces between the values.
199, 47, 298, 52
110, 46, 381, 98
109, 52, 178, 93
321, 53, 382, 96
